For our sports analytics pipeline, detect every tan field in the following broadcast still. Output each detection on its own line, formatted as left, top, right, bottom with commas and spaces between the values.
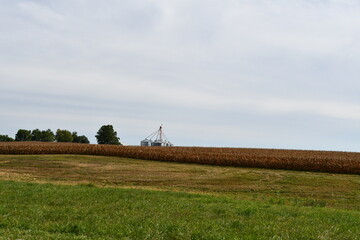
0, 142, 359, 174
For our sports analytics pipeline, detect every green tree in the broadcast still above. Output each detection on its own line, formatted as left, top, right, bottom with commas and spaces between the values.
55, 129, 74, 142
72, 132, 90, 144
31, 129, 42, 141
0, 135, 14, 142
95, 125, 121, 145
77, 135, 90, 144
31, 129, 55, 142
41, 129, 55, 142
15, 129, 32, 141
71, 132, 78, 142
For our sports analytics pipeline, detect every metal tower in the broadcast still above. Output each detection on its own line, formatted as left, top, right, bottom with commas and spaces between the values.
140, 125, 173, 146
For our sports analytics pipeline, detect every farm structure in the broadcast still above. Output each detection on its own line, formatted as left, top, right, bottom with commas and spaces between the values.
141, 125, 173, 147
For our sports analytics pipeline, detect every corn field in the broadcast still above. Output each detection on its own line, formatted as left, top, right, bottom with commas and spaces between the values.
0, 142, 359, 174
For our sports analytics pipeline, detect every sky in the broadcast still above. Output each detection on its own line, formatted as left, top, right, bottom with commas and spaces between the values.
1, 0, 360, 151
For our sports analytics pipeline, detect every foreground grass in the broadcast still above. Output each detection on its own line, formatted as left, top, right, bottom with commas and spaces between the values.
0, 180, 360, 240
1, 155, 360, 211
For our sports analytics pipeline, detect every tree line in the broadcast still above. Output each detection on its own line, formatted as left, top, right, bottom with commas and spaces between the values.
0, 125, 122, 145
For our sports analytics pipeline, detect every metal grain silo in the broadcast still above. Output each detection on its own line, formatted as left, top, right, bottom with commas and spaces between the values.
140, 125, 173, 147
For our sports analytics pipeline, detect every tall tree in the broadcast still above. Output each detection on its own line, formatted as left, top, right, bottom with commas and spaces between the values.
41, 129, 55, 142
0, 135, 14, 142
31, 129, 42, 141
55, 129, 74, 142
95, 125, 121, 145
15, 129, 32, 141
72, 132, 90, 144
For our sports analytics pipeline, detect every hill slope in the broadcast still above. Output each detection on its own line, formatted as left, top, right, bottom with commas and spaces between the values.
1, 142, 360, 174
1, 154, 359, 211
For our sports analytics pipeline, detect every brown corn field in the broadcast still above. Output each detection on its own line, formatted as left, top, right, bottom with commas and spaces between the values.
0, 142, 359, 174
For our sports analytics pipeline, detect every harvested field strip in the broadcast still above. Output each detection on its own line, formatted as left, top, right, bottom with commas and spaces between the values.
0, 142, 359, 174
1, 155, 360, 210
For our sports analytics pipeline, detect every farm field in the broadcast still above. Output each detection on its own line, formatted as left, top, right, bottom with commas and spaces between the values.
1, 154, 360, 211
1, 144, 360, 239
1, 142, 360, 174
1, 180, 360, 240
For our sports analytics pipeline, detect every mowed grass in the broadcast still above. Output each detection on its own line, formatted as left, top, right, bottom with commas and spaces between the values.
1, 180, 360, 240
0, 155, 360, 211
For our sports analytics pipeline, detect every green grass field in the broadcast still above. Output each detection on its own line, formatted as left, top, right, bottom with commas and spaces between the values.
1, 181, 360, 240
1, 155, 360, 239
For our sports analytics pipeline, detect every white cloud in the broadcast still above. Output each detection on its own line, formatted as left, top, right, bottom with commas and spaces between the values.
1, 0, 360, 150
18, 1, 64, 20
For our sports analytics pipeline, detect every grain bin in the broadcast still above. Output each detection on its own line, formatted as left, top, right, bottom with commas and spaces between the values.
140, 125, 173, 147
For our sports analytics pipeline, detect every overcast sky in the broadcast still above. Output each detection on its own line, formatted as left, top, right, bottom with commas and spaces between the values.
1, 0, 360, 151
